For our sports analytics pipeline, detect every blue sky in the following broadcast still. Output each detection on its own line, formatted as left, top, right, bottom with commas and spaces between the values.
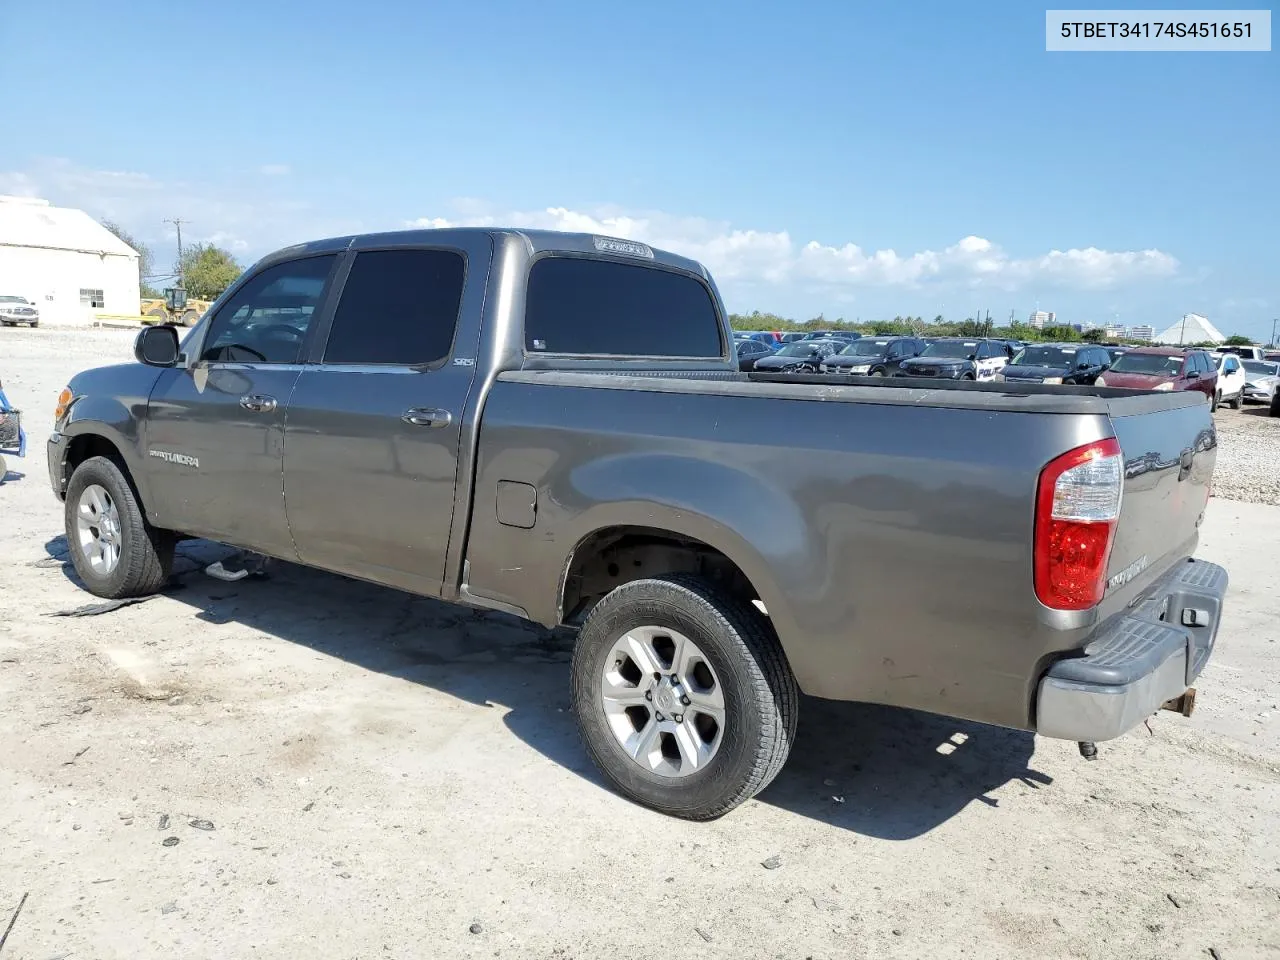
2, 0, 1276, 340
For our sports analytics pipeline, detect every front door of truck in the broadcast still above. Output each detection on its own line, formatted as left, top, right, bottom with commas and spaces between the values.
282, 241, 486, 597
144, 254, 340, 557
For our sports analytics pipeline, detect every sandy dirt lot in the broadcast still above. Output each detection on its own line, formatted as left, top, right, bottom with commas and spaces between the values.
1, 328, 1278, 960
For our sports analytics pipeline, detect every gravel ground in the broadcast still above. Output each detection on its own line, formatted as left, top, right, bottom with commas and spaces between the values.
1210, 402, 1280, 506
1, 327, 1278, 960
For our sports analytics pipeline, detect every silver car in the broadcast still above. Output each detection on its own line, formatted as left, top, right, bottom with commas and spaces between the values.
1241, 360, 1280, 405
0, 295, 39, 327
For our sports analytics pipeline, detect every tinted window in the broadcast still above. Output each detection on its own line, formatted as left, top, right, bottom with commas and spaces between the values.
200, 255, 335, 364
525, 257, 722, 357
323, 249, 464, 365
1224, 356, 1239, 372
1108, 352, 1184, 375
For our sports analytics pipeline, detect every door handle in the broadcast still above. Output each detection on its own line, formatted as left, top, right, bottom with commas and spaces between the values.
239, 394, 277, 413
401, 407, 452, 428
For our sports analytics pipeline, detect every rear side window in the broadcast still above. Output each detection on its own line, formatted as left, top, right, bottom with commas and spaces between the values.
524, 257, 722, 357
324, 249, 465, 365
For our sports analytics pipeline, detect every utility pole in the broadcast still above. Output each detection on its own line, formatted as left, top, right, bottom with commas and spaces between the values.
1179, 313, 1187, 345
164, 218, 188, 287
1272, 318, 1278, 348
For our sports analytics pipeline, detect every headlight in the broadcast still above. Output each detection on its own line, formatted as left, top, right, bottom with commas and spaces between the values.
55, 386, 72, 422
1041, 376, 1063, 385
1153, 382, 1174, 391
1095, 376, 1107, 386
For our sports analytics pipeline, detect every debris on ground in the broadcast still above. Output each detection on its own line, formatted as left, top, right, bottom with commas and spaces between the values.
158, 814, 170, 831
160, 902, 178, 915
0, 891, 29, 954
188, 819, 215, 831
62, 746, 90, 765
468, 923, 483, 934
162, 837, 180, 847
1167, 893, 1182, 909
695, 927, 713, 942
761, 854, 782, 870
46, 595, 159, 618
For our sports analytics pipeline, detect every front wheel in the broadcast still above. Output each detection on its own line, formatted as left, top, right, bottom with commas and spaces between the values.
870, 368, 886, 377
65, 456, 174, 598
571, 574, 799, 820
1227, 392, 1242, 410
1211, 391, 1220, 412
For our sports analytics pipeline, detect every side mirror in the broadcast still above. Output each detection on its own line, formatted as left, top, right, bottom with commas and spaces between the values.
1078, 361, 1091, 370
135, 325, 180, 367
1185, 371, 1200, 380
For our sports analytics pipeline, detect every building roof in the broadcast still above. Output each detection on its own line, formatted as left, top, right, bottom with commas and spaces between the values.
1153, 313, 1226, 345
0, 195, 138, 258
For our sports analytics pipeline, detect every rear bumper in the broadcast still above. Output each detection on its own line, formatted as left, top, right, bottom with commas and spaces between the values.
1034, 558, 1227, 742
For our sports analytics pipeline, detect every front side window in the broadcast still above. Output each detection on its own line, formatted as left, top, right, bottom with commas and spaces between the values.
324, 249, 465, 365
200, 255, 336, 364
524, 257, 722, 358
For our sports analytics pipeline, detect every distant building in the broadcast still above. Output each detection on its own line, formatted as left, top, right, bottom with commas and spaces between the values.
1153, 313, 1226, 346
1028, 310, 1056, 330
1126, 325, 1155, 342
0, 195, 140, 325
1104, 323, 1127, 340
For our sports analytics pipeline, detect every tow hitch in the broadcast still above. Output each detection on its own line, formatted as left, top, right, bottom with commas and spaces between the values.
1161, 687, 1197, 718
1077, 688, 1198, 761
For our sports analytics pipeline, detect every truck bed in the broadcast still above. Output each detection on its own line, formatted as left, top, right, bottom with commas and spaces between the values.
462, 368, 1215, 731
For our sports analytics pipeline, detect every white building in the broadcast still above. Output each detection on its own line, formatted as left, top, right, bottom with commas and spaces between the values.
1028, 310, 1056, 330
1126, 324, 1155, 341
1104, 323, 1127, 339
1153, 313, 1226, 346
0, 195, 140, 326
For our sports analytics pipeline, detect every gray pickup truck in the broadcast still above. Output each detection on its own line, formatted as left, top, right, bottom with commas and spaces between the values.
48, 228, 1228, 819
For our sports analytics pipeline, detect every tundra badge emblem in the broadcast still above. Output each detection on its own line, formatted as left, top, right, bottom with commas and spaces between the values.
149, 449, 199, 469
1107, 554, 1149, 591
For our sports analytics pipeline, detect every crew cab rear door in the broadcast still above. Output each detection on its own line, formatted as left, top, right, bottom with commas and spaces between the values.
282, 236, 489, 597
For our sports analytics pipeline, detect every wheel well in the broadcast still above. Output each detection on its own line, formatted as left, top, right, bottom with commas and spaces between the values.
560, 525, 761, 626
66, 434, 125, 475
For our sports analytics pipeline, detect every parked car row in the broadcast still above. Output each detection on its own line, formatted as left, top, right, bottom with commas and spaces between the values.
737, 332, 1276, 414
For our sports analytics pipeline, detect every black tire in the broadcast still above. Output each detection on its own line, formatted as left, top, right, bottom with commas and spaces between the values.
0, 453, 7, 479
64, 456, 174, 599
1227, 392, 1241, 410
870, 368, 886, 377
1271, 400, 1280, 418
571, 574, 799, 820
1211, 392, 1220, 412
29, 321, 38, 328
961, 372, 976, 381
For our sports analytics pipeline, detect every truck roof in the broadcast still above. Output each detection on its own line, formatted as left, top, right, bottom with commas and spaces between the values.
257, 227, 712, 281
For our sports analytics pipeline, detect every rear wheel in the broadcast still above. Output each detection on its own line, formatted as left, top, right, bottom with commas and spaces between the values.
571, 574, 799, 820
64, 456, 174, 599
1227, 391, 1242, 409
961, 372, 976, 381
870, 368, 886, 377
1211, 391, 1220, 412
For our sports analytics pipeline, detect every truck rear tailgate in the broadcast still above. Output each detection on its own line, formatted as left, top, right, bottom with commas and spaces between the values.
1100, 397, 1216, 614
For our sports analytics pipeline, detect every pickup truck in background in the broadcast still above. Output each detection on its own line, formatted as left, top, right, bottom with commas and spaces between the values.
48, 228, 1228, 819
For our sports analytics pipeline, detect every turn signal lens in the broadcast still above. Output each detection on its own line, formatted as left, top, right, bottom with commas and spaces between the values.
55, 387, 72, 422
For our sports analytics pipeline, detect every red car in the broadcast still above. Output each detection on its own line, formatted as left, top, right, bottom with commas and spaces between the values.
1095, 346, 1220, 407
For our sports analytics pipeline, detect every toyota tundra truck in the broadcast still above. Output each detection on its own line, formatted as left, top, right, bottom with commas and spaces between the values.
47, 228, 1228, 819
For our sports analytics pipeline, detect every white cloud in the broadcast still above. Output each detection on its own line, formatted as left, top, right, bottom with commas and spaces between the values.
407, 206, 1178, 294
1, 157, 1179, 302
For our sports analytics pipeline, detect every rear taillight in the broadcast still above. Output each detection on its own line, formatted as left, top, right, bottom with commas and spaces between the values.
1034, 438, 1123, 611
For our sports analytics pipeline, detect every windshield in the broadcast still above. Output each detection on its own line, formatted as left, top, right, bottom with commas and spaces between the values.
775, 342, 823, 357
0, 295, 27, 303
1108, 352, 1183, 375
1243, 360, 1280, 376
1012, 346, 1075, 367
920, 340, 978, 359
840, 339, 892, 356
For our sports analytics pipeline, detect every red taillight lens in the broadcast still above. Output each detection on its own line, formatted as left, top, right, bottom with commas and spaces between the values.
1034, 438, 1123, 611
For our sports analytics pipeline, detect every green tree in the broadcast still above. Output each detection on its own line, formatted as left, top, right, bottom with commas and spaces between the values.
101, 219, 160, 297
1224, 334, 1253, 346
178, 243, 242, 300
1081, 329, 1104, 342
1042, 324, 1081, 342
